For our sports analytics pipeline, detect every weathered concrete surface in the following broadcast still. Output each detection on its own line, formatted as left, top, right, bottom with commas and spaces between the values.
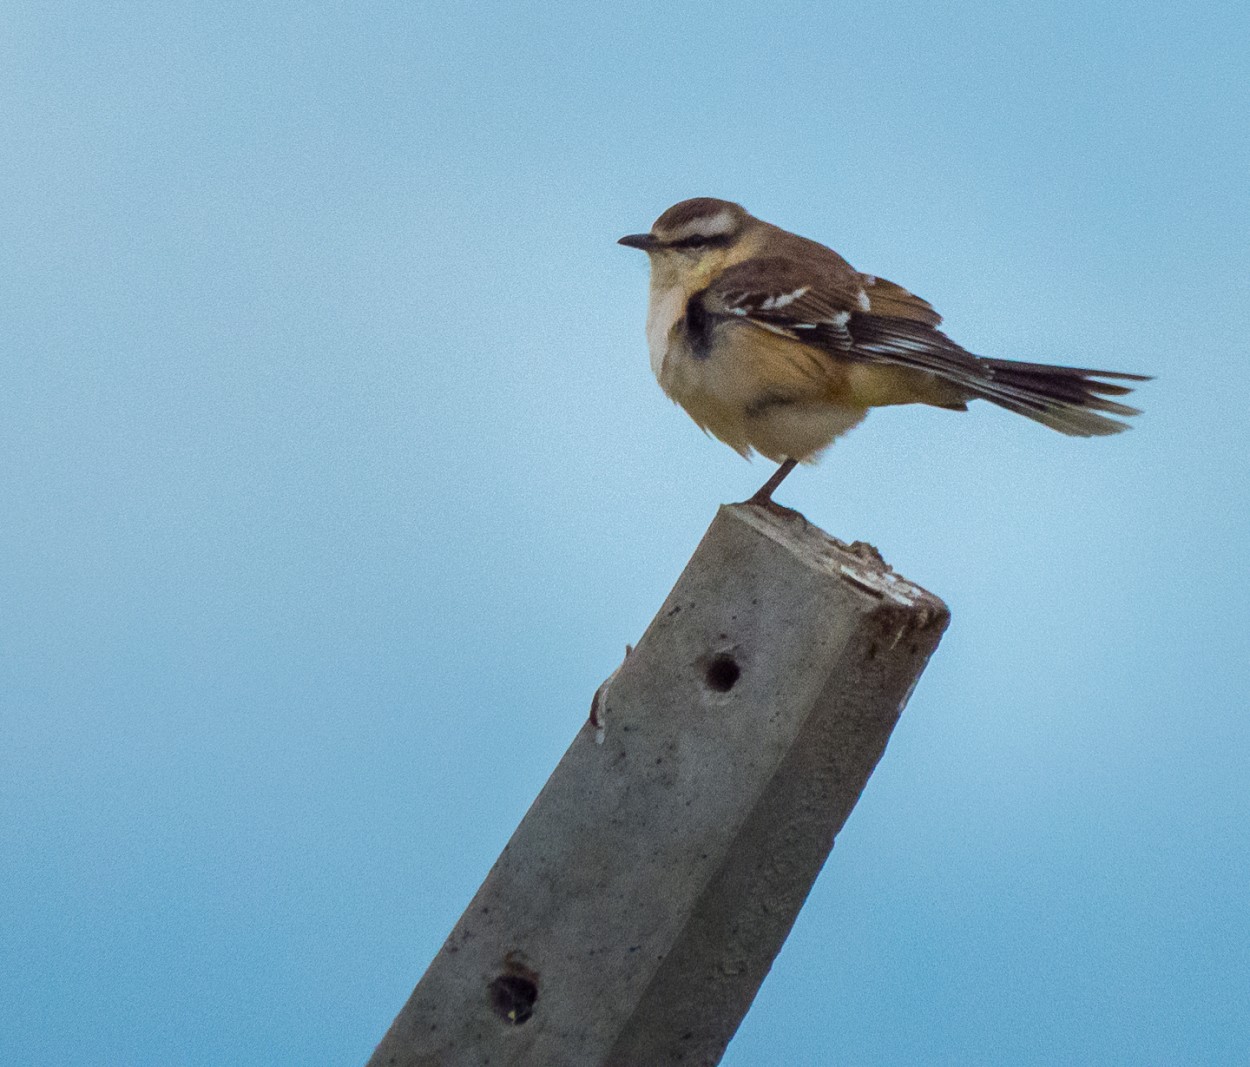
367, 504, 949, 1067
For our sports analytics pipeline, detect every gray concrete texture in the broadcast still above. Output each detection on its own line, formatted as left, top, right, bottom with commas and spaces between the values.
367, 504, 949, 1067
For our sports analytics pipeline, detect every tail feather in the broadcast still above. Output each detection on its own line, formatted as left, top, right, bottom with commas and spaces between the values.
846, 313, 1151, 436
974, 360, 1150, 437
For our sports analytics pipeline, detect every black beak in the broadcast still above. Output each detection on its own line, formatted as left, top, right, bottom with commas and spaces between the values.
618, 233, 658, 251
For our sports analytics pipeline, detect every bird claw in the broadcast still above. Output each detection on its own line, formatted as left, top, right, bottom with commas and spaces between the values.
744, 494, 807, 524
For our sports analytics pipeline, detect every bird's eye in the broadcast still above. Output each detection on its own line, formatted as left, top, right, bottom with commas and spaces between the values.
670, 232, 724, 250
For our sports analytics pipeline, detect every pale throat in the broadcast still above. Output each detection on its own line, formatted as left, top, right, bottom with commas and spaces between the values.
645, 280, 687, 379
643, 253, 740, 380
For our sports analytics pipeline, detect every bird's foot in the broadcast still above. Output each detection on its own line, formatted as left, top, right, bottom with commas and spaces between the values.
744, 489, 805, 523
744, 458, 799, 515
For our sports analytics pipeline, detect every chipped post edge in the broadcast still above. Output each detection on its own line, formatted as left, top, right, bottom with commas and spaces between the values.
366, 503, 949, 1067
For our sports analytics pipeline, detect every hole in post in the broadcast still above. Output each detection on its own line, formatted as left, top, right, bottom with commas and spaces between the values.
489, 973, 538, 1025
703, 653, 740, 693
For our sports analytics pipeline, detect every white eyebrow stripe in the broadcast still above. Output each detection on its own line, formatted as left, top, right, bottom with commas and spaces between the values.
668, 209, 737, 241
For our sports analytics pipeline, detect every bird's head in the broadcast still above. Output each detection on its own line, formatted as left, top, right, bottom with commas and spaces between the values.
618, 198, 751, 284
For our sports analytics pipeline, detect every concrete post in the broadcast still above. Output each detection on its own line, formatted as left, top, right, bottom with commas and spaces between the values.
367, 504, 949, 1067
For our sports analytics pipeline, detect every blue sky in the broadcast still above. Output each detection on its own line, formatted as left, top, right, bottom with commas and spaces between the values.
2, 2, 1247, 1063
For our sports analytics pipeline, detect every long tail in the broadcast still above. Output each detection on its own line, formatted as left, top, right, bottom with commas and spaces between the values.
847, 314, 1151, 435
971, 358, 1150, 437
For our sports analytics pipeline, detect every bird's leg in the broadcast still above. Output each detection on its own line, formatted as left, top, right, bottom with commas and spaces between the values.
746, 458, 798, 508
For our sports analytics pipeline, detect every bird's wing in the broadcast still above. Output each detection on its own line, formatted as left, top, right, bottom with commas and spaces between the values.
704, 257, 956, 359
858, 274, 942, 326
700, 256, 862, 353
699, 258, 1147, 433
701, 257, 973, 377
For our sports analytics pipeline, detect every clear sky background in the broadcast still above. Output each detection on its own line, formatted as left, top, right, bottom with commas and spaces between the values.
3, 2, 1248, 1064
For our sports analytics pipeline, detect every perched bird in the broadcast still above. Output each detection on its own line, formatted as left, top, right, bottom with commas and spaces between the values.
619, 198, 1148, 505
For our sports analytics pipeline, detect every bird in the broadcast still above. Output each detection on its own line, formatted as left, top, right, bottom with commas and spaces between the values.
618, 197, 1149, 507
